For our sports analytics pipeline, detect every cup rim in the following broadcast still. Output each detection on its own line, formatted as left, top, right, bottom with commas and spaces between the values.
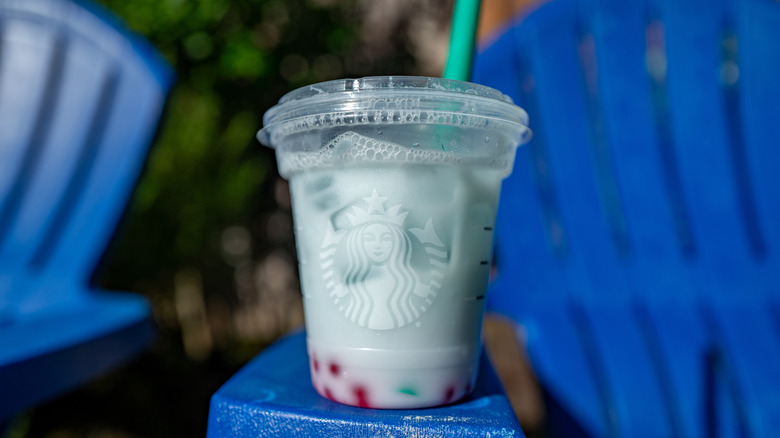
258, 76, 530, 147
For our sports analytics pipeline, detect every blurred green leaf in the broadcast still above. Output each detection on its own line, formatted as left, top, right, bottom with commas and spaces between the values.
220, 39, 269, 79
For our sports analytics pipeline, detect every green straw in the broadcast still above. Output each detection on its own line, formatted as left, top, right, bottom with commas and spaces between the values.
443, 0, 482, 81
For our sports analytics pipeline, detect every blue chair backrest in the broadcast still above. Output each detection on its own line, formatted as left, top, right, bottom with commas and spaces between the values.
473, 0, 780, 436
0, 0, 172, 420
0, 0, 172, 317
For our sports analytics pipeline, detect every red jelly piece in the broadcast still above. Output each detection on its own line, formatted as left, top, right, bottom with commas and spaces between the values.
444, 385, 456, 403
324, 387, 336, 401
313, 358, 320, 373
353, 385, 371, 408
329, 362, 341, 376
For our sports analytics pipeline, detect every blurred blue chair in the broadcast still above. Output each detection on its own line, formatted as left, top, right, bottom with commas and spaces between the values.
0, 0, 172, 421
472, 0, 780, 436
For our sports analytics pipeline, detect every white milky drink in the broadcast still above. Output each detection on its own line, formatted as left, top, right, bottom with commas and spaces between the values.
259, 77, 530, 409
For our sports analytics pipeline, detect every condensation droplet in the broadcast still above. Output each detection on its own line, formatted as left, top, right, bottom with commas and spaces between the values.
484, 136, 490, 143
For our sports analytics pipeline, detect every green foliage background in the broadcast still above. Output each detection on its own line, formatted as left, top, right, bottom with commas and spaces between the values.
101, 0, 366, 285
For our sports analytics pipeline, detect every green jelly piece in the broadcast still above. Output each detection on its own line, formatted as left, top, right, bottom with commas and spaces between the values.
398, 387, 418, 396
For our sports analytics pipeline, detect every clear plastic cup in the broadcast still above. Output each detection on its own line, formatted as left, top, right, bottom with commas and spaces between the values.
258, 76, 530, 409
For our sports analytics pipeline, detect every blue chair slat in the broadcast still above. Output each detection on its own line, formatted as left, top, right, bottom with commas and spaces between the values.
0, 21, 57, 259
581, 2, 702, 434
0, 0, 172, 420
39, 51, 168, 282
707, 305, 780, 436
739, 0, 780, 259
475, 20, 610, 437
585, 0, 694, 301
207, 331, 525, 438
658, 0, 756, 286
526, 0, 627, 306
638, 304, 711, 436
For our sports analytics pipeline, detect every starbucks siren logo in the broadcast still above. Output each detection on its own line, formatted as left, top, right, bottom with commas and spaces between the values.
320, 189, 447, 330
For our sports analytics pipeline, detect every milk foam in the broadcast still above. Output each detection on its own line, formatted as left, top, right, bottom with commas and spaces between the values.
277, 131, 510, 177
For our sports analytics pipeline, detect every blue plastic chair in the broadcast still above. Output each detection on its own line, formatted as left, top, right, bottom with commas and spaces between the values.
0, 0, 172, 421
472, 0, 780, 436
